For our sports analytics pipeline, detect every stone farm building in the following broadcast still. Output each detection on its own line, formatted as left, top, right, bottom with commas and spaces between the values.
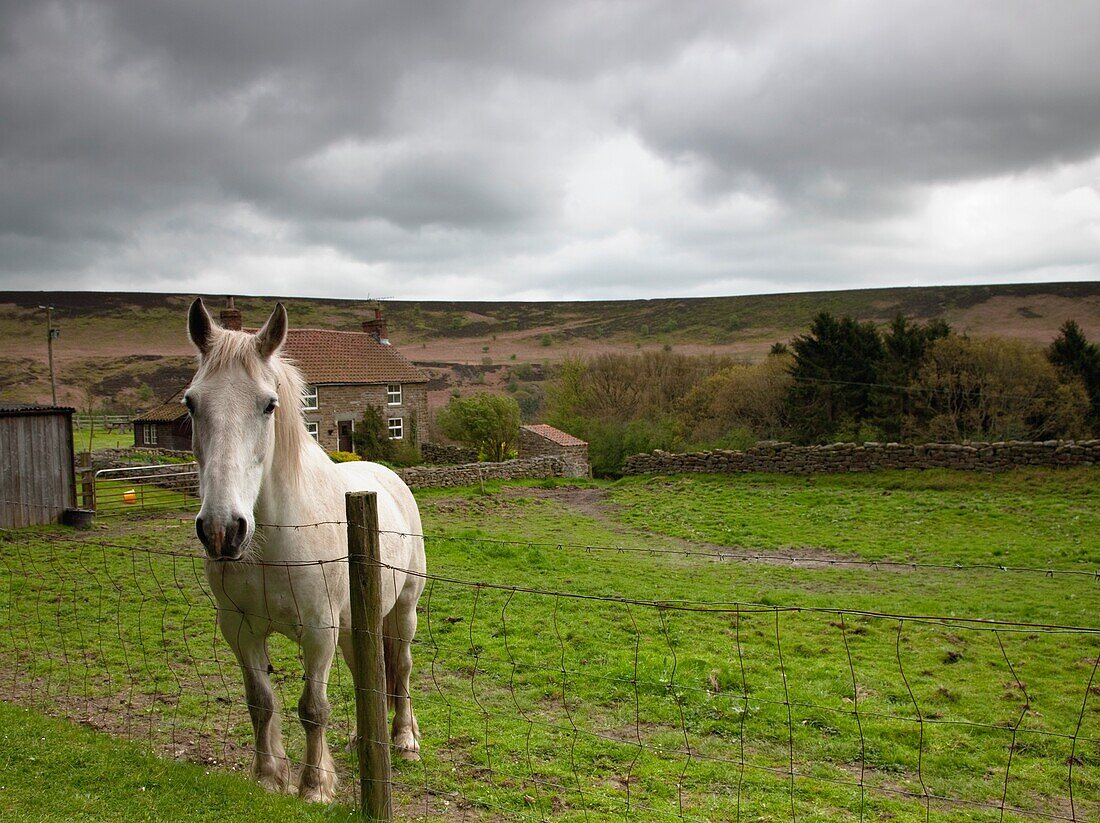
132, 387, 192, 451
520, 424, 590, 477
134, 301, 429, 454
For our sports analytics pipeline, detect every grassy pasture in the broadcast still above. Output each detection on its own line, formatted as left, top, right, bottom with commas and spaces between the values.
0, 469, 1097, 821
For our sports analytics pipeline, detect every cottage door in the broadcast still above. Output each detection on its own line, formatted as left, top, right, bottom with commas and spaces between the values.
337, 419, 354, 452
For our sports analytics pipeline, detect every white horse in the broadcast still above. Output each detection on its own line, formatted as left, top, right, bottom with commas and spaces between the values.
184, 297, 425, 802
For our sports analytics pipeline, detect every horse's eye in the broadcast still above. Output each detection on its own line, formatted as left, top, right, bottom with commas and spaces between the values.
264, 399, 277, 415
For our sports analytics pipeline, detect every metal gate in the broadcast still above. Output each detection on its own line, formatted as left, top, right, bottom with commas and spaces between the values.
93, 463, 199, 515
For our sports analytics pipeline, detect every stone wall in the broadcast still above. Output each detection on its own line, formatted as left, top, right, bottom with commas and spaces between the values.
397, 457, 567, 489
623, 440, 1100, 476
421, 442, 479, 465
81, 447, 195, 471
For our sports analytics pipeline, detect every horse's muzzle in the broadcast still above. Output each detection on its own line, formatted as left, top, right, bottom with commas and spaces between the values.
196, 515, 249, 560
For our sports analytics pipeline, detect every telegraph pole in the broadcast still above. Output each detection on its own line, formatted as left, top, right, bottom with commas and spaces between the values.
39, 304, 58, 405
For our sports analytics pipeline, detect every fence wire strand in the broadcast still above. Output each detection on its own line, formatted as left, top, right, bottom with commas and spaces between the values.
0, 509, 1097, 821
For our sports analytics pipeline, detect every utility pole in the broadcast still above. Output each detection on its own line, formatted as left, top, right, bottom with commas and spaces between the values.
39, 305, 59, 405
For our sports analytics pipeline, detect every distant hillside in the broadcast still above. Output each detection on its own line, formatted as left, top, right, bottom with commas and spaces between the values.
1, 282, 1098, 412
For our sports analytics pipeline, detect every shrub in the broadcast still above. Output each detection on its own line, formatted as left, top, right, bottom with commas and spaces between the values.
328, 450, 362, 463
436, 392, 521, 462
351, 405, 394, 462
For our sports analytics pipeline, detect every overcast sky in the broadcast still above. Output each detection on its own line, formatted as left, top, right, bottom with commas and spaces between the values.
1, 1, 1099, 301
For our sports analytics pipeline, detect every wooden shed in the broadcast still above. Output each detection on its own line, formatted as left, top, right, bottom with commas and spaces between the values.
0, 405, 77, 528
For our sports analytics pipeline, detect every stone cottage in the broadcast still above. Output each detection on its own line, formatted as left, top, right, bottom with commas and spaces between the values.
134, 300, 429, 455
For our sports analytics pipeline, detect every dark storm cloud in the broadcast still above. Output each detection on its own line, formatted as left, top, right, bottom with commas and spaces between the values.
0, 0, 1097, 297
625, 3, 1100, 212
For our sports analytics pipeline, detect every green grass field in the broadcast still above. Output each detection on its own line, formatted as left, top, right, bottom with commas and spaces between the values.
72, 423, 133, 453
1, 469, 1097, 821
0, 702, 356, 822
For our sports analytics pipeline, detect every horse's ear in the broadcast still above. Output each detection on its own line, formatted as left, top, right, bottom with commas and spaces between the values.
255, 302, 288, 359
188, 298, 215, 355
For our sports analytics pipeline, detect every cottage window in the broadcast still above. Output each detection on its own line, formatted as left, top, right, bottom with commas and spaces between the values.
303, 385, 318, 411
388, 417, 403, 440
143, 423, 158, 445
305, 421, 319, 441
387, 384, 402, 405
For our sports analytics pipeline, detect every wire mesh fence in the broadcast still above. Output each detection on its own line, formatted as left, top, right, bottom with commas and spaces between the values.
0, 499, 1097, 821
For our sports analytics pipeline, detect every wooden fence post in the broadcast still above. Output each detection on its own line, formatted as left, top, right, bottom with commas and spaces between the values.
346, 491, 393, 822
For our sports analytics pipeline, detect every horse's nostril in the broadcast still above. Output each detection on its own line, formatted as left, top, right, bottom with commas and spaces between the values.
233, 517, 248, 549
195, 517, 206, 545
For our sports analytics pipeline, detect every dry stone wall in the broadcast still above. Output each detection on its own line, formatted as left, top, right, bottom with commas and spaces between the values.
82, 447, 195, 470
623, 440, 1100, 476
421, 442, 479, 465
397, 457, 566, 489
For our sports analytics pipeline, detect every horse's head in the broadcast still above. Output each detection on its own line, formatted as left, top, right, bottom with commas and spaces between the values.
185, 298, 288, 561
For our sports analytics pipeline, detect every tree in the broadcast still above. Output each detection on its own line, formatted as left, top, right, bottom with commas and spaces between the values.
872, 315, 951, 440
677, 352, 794, 446
436, 393, 521, 461
1047, 320, 1100, 433
915, 335, 1089, 442
787, 313, 884, 443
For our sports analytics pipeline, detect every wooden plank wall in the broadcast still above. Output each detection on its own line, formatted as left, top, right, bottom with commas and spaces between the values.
0, 412, 76, 529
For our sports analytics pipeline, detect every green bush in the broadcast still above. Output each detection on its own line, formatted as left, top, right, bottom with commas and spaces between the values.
436, 392, 521, 462
328, 450, 362, 463
351, 405, 394, 462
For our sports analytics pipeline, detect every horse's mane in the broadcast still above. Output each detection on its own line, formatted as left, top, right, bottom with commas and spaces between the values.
196, 328, 316, 485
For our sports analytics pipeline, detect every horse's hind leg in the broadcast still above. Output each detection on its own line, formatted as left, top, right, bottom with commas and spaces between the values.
298, 627, 338, 803
221, 613, 290, 793
384, 584, 421, 760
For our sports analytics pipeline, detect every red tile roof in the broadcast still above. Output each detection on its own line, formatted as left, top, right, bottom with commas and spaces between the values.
281, 329, 428, 386
522, 424, 587, 447
134, 329, 426, 423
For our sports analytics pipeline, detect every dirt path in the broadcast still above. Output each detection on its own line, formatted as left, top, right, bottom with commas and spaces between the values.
479, 485, 897, 571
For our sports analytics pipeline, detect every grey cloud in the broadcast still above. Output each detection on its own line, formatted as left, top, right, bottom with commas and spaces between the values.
625, 3, 1100, 210
0, 0, 1098, 297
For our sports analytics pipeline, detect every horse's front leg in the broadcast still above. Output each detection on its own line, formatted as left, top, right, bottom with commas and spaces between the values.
298, 627, 338, 803
220, 612, 291, 793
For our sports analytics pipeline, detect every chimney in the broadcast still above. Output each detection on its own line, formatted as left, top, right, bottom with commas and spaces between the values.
219, 296, 242, 330
362, 306, 389, 345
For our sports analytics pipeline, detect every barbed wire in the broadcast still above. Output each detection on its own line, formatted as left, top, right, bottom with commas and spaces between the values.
14, 526, 1100, 634
251, 519, 1100, 581
1, 514, 1097, 820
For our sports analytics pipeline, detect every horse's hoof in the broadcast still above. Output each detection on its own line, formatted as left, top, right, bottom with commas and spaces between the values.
299, 784, 336, 804
254, 761, 292, 794
393, 726, 420, 761
297, 764, 337, 804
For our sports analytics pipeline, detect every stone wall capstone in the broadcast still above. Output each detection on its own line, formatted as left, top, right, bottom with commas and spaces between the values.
622, 440, 1100, 476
